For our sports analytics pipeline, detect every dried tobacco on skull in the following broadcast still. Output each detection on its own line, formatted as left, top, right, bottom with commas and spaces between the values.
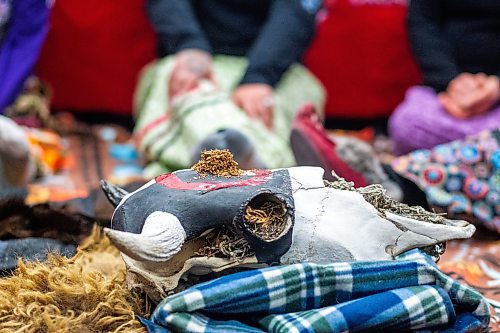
245, 200, 288, 241
325, 176, 446, 225
192, 149, 244, 177
195, 227, 254, 260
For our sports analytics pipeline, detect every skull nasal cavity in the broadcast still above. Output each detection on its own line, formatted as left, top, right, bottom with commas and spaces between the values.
243, 193, 291, 242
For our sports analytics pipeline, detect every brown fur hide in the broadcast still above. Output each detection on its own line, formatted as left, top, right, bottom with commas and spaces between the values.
0, 227, 149, 333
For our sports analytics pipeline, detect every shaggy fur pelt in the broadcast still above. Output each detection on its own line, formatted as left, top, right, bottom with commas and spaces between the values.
0, 227, 149, 333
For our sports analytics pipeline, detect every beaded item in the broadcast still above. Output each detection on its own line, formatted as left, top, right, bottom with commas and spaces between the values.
392, 129, 500, 234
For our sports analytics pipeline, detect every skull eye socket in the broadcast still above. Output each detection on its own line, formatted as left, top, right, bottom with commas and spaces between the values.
243, 193, 292, 242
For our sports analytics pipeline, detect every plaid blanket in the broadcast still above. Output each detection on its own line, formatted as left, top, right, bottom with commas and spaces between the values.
140, 250, 490, 333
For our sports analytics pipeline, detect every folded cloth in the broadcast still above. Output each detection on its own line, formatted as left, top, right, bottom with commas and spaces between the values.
140, 250, 489, 333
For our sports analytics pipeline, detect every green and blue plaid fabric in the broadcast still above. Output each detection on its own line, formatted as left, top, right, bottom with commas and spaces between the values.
140, 250, 490, 333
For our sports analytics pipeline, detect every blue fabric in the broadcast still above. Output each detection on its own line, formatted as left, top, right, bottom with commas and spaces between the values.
143, 250, 489, 333
0, 0, 50, 113
139, 316, 172, 333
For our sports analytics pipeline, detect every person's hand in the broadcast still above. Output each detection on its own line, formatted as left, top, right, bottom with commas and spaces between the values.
440, 73, 500, 118
446, 73, 489, 113
465, 75, 500, 116
438, 92, 468, 119
169, 49, 213, 97
232, 84, 275, 129
447, 73, 482, 97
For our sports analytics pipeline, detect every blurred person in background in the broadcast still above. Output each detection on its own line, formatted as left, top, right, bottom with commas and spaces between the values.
389, 0, 500, 155
135, 0, 326, 175
305, 0, 421, 132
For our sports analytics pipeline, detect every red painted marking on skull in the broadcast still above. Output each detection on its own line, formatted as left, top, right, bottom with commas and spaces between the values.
155, 170, 272, 191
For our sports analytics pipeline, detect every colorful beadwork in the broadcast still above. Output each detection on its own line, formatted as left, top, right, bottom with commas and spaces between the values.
456, 145, 482, 164
391, 156, 409, 174
426, 187, 453, 207
448, 194, 471, 215
463, 177, 489, 200
458, 165, 475, 179
472, 201, 493, 222
492, 150, 500, 170
392, 129, 499, 234
433, 144, 456, 164
445, 176, 463, 193
490, 173, 500, 192
408, 162, 424, 175
420, 164, 447, 186
409, 149, 431, 163
486, 191, 499, 206
478, 137, 497, 153
474, 163, 490, 179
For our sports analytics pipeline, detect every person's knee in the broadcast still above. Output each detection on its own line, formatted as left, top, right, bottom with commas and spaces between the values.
390, 87, 438, 129
389, 110, 419, 156
389, 87, 436, 154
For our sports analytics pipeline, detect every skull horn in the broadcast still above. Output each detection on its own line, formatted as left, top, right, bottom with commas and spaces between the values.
100, 180, 129, 207
104, 211, 186, 262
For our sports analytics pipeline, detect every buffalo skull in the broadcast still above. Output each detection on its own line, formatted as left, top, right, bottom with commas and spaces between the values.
102, 166, 474, 302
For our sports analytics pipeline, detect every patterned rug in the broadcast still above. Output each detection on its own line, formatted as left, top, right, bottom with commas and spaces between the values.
438, 230, 500, 331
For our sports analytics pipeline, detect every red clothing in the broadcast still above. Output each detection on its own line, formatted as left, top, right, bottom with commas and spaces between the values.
36, 0, 157, 115
305, 0, 421, 119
